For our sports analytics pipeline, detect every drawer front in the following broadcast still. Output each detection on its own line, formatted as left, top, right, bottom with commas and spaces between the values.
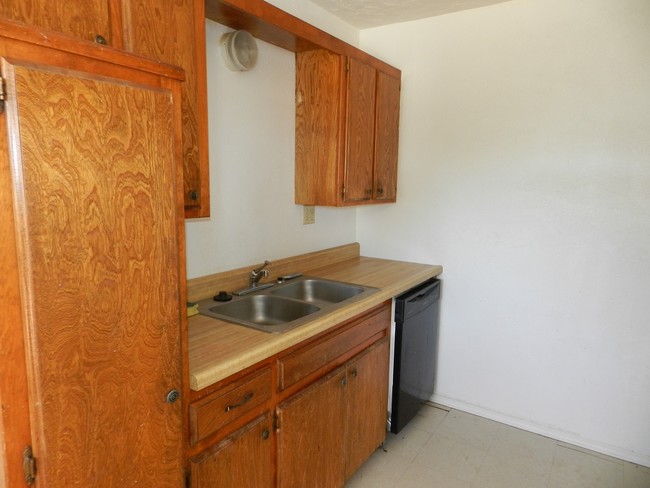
278, 304, 390, 391
190, 368, 272, 444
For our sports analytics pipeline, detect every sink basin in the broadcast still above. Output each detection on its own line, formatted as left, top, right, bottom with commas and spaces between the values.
205, 295, 320, 330
270, 278, 365, 303
197, 276, 378, 334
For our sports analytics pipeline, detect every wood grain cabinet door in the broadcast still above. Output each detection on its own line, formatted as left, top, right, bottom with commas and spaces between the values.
1, 0, 211, 218
343, 57, 377, 203
125, 0, 211, 216
344, 339, 390, 479
373, 71, 400, 202
295, 49, 345, 207
190, 413, 273, 488
2, 49, 184, 487
0, 0, 119, 45
277, 368, 347, 488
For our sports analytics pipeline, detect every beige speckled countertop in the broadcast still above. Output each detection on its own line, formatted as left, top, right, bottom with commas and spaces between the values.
188, 250, 442, 391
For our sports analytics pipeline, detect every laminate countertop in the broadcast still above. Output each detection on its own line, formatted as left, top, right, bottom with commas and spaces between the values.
188, 254, 442, 391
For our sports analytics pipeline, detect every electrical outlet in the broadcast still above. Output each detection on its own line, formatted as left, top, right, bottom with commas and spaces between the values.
303, 205, 315, 225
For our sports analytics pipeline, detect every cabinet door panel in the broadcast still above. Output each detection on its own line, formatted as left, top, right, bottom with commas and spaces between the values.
4, 57, 183, 487
295, 49, 344, 206
191, 413, 273, 488
374, 71, 400, 201
125, 0, 210, 216
344, 339, 390, 479
344, 58, 376, 202
277, 368, 346, 488
0, 0, 118, 45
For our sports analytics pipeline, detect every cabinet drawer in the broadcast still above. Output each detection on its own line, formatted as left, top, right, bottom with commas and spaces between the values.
278, 304, 390, 391
190, 367, 272, 444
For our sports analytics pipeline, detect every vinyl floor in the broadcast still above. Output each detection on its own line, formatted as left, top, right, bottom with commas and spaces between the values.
345, 405, 650, 488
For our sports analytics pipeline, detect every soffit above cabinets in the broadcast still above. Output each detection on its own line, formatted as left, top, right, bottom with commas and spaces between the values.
306, 0, 514, 29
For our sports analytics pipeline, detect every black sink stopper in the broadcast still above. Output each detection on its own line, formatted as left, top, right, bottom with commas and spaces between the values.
213, 291, 233, 302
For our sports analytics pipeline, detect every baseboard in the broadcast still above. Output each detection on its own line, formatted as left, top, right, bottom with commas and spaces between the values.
431, 393, 650, 468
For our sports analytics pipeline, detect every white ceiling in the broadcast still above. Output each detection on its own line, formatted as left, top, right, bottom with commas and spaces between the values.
309, 0, 514, 28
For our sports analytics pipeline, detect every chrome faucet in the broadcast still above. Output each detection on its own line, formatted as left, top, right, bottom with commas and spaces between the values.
250, 260, 271, 287
232, 260, 274, 296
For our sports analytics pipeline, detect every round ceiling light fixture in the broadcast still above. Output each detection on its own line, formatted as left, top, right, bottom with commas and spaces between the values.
220, 30, 258, 71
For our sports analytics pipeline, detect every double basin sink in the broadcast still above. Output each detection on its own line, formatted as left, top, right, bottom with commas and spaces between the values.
197, 276, 378, 334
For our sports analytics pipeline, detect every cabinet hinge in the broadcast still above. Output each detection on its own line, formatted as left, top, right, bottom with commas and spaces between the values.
345, 58, 350, 72
22, 445, 36, 485
273, 412, 280, 431
342, 186, 346, 199
0, 76, 6, 114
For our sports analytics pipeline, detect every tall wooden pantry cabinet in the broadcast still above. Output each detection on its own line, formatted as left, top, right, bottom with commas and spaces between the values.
0, 21, 188, 487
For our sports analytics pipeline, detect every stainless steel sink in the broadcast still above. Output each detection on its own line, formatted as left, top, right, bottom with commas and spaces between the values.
204, 295, 320, 331
270, 278, 365, 303
197, 276, 378, 334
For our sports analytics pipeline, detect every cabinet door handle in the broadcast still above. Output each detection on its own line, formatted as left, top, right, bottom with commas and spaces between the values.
350, 369, 358, 379
262, 429, 270, 440
225, 392, 253, 412
165, 389, 180, 404
95, 34, 107, 45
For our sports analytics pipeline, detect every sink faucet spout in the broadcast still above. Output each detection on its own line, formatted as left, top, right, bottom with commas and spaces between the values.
250, 260, 271, 287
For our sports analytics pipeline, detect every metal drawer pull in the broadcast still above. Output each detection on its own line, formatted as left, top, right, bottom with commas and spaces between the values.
225, 392, 254, 412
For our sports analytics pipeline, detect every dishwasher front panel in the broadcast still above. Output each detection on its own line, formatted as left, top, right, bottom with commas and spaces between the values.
390, 278, 440, 434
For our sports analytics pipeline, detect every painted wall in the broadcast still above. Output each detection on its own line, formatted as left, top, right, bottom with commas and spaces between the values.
185, 20, 357, 279
357, 0, 650, 465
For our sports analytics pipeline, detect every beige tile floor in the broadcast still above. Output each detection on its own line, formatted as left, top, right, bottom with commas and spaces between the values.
346, 405, 650, 488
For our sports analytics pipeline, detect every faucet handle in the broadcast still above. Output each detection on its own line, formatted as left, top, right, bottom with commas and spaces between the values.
250, 260, 272, 286
252, 260, 271, 274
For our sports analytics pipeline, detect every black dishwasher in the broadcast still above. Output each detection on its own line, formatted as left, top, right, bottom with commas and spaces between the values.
389, 278, 441, 434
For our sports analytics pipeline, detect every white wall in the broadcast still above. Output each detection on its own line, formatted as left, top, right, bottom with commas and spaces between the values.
358, 0, 650, 466
185, 20, 357, 278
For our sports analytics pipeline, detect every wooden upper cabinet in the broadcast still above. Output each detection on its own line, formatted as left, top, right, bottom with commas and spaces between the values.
295, 50, 400, 207
0, 0, 121, 45
295, 49, 344, 206
374, 70, 400, 202
0, 0, 211, 217
125, 0, 210, 217
344, 57, 377, 202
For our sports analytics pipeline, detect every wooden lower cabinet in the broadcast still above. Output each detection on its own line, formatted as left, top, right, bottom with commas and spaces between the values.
344, 340, 390, 479
190, 413, 274, 488
277, 368, 347, 488
188, 303, 391, 488
277, 340, 390, 487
